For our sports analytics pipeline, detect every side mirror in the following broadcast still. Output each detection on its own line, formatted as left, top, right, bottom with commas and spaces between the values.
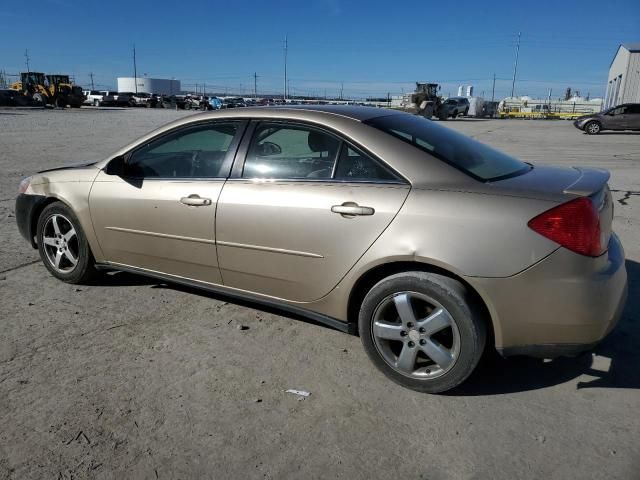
105, 155, 126, 176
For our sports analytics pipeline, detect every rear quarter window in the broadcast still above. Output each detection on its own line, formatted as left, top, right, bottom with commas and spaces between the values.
365, 114, 531, 182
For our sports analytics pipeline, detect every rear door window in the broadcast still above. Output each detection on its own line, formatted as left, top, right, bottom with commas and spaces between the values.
365, 114, 530, 182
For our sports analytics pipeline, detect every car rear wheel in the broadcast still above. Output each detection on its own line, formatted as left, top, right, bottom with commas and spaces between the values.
585, 121, 601, 135
358, 272, 486, 393
36, 202, 97, 284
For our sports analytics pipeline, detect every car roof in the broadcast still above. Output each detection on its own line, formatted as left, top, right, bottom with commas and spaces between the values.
263, 104, 398, 122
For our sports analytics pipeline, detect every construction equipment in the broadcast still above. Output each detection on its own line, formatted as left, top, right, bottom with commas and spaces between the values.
410, 82, 446, 120
10, 72, 85, 108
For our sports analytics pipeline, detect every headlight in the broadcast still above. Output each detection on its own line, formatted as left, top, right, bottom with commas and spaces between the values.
18, 176, 31, 194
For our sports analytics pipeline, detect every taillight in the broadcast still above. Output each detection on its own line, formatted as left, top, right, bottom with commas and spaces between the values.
18, 177, 31, 194
528, 197, 602, 257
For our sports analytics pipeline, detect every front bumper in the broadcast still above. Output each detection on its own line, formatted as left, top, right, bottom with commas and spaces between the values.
469, 233, 628, 358
15, 193, 47, 248
573, 119, 588, 130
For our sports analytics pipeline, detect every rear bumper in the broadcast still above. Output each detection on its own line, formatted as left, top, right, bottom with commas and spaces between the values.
469, 233, 628, 358
15, 193, 47, 248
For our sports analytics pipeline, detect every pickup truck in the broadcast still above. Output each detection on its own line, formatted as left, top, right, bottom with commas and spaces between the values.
83, 90, 105, 107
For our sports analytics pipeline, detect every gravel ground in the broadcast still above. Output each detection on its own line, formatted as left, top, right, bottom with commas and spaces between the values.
1, 108, 639, 480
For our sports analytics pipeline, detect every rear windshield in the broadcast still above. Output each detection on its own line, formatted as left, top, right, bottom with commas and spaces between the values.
365, 114, 531, 182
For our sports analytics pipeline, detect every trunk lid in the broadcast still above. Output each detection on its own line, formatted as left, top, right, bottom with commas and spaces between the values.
489, 165, 613, 252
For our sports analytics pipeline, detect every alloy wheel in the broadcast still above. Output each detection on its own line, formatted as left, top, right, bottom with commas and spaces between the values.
371, 291, 460, 379
41, 214, 79, 273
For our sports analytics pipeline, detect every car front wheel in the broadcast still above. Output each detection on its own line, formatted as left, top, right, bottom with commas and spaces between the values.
36, 202, 97, 284
358, 272, 486, 393
585, 121, 601, 134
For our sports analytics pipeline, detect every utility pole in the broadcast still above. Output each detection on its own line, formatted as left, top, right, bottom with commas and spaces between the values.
491, 73, 496, 102
340, 82, 344, 100
89, 72, 95, 90
24, 49, 30, 72
283, 35, 288, 101
510, 32, 521, 98
254, 72, 258, 99
133, 44, 138, 95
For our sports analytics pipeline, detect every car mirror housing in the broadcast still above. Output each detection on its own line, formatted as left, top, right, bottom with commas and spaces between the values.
105, 155, 126, 176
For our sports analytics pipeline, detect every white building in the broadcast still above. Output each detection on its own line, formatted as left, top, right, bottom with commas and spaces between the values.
117, 77, 181, 95
604, 43, 640, 109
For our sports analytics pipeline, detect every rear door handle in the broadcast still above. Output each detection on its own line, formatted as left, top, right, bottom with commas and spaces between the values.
180, 194, 212, 206
331, 202, 375, 217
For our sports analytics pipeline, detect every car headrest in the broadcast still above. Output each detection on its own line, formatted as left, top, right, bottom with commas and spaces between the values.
308, 130, 338, 153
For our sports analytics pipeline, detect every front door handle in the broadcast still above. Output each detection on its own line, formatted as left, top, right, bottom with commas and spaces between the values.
331, 202, 375, 217
180, 194, 212, 206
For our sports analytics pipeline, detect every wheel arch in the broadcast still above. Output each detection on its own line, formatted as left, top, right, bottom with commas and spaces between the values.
346, 260, 495, 347
29, 196, 70, 248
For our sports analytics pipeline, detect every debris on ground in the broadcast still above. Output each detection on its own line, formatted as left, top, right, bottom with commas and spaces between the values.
237, 325, 249, 331
285, 389, 311, 398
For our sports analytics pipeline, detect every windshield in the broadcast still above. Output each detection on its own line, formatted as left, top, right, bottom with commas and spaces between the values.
365, 114, 531, 182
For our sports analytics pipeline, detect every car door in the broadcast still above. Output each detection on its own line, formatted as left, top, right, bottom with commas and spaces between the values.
90, 120, 246, 284
625, 104, 640, 129
605, 105, 628, 130
215, 120, 410, 303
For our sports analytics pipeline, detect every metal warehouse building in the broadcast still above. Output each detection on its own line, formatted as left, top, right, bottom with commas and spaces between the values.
604, 43, 640, 109
117, 77, 181, 95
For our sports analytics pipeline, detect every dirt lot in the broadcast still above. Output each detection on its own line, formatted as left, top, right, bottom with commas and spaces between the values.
1, 108, 639, 480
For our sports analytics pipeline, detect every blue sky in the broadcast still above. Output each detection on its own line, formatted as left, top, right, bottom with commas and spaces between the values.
1, 0, 639, 99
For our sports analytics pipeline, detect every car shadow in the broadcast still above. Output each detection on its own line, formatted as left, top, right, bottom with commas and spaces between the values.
93, 260, 639, 395
448, 259, 640, 396
596, 131, 640, 135
92, 271, 343, 333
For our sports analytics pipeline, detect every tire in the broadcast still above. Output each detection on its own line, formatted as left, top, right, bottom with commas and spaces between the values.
585, 121, 601, 135
36, 202, 97, 284
56, 97, 66, 108
452, 110, 458, 119
32, 93, 47, 107
184, 102, 192, 110
358, 272, 486, 393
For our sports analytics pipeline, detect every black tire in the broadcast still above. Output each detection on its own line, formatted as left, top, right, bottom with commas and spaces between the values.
585, 121, 601, 135
184, 102, 192, 110
36, 202, 97, 284
358, 272, 486, 393
452, 110, 458, 119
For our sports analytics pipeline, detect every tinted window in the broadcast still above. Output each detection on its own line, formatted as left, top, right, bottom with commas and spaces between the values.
365, 114, 530, 182
334, 145, 399, 182
626, 104, 640, 114
126, 122, 239, 178
243, 123, 339, 179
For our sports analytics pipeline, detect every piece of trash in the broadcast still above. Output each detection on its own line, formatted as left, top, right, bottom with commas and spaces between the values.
285, 389, 311, 398
254, 398, 263, 403
237, 325, 249, 331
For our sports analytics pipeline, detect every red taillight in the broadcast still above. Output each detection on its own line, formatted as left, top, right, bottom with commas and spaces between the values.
528, 197, 602, 257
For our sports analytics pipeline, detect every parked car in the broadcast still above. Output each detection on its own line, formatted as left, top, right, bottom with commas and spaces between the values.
573, 103, 640, 134
83, 90, 105, 107
15, 106, 627, 393
223, 97, 246, 108
98, 91, 119, 107
115, 92, 137, 107
439, 97, 470, 119
0, 89, 32, 106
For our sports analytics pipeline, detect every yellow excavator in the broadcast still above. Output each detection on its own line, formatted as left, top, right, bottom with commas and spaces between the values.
10, 72, 85, 108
